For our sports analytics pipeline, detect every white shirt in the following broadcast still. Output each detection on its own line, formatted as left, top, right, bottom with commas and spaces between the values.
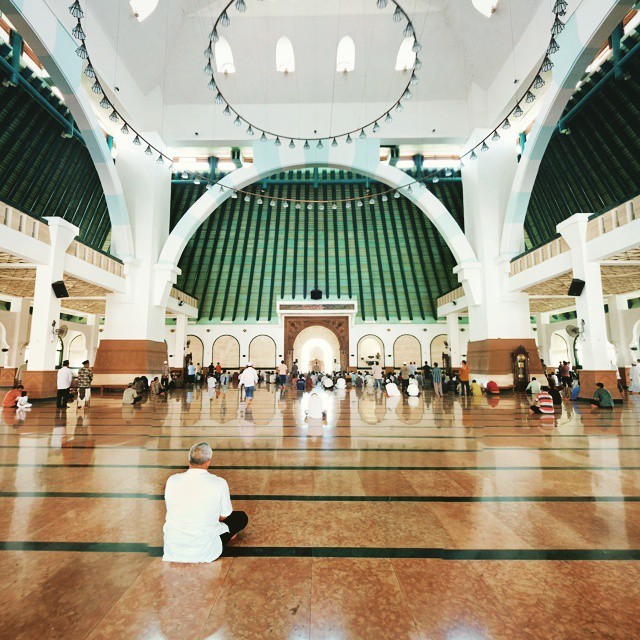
57, 366, 74, 390
526, 380, 542, 394
163, 469, 233, 563
277, 363, 288, 375
322, 377, 334, 388
239, 367, 259, 388
371, 364, 382, 379
407, 382, 419, 397
386, 382, 401, 397
336, 378, 346, 388
207, 376, 217, 389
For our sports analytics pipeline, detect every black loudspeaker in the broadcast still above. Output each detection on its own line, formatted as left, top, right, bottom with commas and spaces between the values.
567, 278, 586, 297
51, 280, 69, 298
310, 289, 322, 300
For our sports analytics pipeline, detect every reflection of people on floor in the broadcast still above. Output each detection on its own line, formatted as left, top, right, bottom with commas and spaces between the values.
590, 382, 614, 409
163, 442, 248, 563
306, 393, 326, 420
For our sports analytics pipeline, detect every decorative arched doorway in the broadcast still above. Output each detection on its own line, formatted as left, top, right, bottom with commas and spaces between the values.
357, 334, 384, 369
393, 334, 421, 368
285, 316, 348, 372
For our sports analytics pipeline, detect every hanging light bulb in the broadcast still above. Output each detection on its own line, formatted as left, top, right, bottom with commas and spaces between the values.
332, 203, 338, 210
133, 135, 142, 146
121, 122, 129, 135
533, 74, 545, 89
144, 145, 153, 156
194, 178, 201, 185
332, 138, 338, 147
283, 201, 289, 208
369, 197, 375, 205
403, 23, 414, 38
359, 129, 366, 139
317, 139, 323, 149
470, 150, 478, 160
393, 191, 400, 199
91, 80, 103, 94
357, 200, 363, 207
257, 197, 263, 205
502, 118, 511, 130
410, 73, 419, 86
231, 191, 238, 199
304, 140, 310, 150
376, 0, 388, 7
210, 28, 219, 43
204, 44, 213, 59
547, 37, 560, 55
75, 43, 88, 59
491, 131, 500, 142
223, 105, 231, 116
396, 101, 403, 112
481, 141, 489, 152
541, 56, 554, 72
208, 78, 216, 91
289, 140, 296, 149
235, 0, 247, 12
295, 203, 301, 209
553, 0, 568, 16
319, 204, 325, 211
214, 92, 224, 105
244, 195, 250, 202
513, 104, 524, 117
99, 96, 111, 109
346, 134, 352, 144
307, 203, 313, 210
393, 6, 403, 22
345, 202, 351, 208
524, 91, 535, 104
275, 136, 281, 146
406, 185, 412, 193
234, 116, 241, 127
373, 121, 380, 133
381, 195, 388, 202
433, 176, 439, 183
412, 41, 422, 53
220, 10, 230, 27
260, 132, 267, 142
551, 15, 565, 36
68, 0, 84, 19
247, 125, 255, 136
157, 154, 164, 164
181, 171, 188, 179
385, 112, 393, 124
72, 20, 86, 40
84, 62, 95, 78
270, 200, 276, 207
204, 61, 213, 75
109, 109, 119, 122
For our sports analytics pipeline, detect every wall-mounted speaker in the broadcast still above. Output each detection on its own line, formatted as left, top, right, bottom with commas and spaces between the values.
51, 280, 69, 298
567, 278, 586, 296
310, 289, 322, 300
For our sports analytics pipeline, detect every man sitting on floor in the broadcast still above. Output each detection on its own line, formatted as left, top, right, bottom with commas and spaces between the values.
590, 382, 614, 409
163, 442, 248, 563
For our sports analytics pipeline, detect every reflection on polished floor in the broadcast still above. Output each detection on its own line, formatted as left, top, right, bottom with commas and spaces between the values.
1, 384, 640, 639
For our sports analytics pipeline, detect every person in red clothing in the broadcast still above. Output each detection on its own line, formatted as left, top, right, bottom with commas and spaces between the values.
485, 380, 499, 395
458, 360, 471, 396
529, 386, 555, 414
2, 384, 24, 408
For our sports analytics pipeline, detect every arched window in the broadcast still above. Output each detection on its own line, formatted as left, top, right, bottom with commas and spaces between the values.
336, 36, 355, 73
357, 335, 384, 368
430, 334, 448, 366
212, 336, 240, 369
249, 335, 277, 368
215, 37, 235, 74
393, 335, 422, 368
186, 335, 204, 368
276, 36, 295, 73
395, 37, 416, 72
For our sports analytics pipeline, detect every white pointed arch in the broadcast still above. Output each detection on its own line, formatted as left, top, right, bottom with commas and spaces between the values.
336, 36, 355, 72
215, 36, 235, 74
276, 36, 295, 73
500, 0, 629, 258
1, 0, 134, 259
156, 139, 477, 305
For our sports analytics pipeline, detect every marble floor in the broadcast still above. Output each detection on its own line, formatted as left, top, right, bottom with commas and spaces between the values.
1, 384, 639, 639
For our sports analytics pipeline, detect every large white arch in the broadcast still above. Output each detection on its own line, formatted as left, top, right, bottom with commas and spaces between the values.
500, 0, 631, 258
0, 0, 134, 260
157, 139, 476, 304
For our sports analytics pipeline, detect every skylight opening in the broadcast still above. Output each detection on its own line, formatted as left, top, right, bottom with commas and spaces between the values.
395, 37, 416, 72
336, 36, 355, 73
276, 36, 295, 73
471, 0, 499, 18
129, 0, 159, 22
215, 37, 235, 74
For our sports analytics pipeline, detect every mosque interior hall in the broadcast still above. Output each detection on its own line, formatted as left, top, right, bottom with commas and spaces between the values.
2, 0, 640, 637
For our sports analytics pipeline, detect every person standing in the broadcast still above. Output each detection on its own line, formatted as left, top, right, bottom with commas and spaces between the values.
277, 360, 288, 386
629, 360, 640, 394
371, 362, 383, 391
76, 360, 93, 408
458, 360, 471, 397
400, 362, 410, 392
422, 361, 432, 389
56, 360, 74, 409
187, 361, 196, 385
431, 362, 443, 397
161, 361, 170, 389
292, 361, 299, 378
239, 362, 259, 408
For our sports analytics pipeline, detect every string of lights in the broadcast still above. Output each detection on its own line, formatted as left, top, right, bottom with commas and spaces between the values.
460, 0, 567, 163
66, 0, 565, 204
204, 0, 422, 147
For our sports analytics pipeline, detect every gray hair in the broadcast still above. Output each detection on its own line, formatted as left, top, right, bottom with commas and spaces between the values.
188, 442, 213, 465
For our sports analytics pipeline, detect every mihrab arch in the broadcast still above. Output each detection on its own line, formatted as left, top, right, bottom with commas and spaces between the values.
285, 317, 349, 372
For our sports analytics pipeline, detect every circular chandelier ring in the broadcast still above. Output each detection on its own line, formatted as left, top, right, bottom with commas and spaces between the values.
205, 0, 422, 144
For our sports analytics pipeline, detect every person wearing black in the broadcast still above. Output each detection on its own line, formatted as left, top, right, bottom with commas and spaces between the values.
423, 361, 432, 388
549, 386, 563, 412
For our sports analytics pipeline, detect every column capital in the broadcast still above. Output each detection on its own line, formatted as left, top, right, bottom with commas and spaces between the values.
557, 213, 591, 248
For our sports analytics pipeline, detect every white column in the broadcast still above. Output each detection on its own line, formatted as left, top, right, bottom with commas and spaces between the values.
170, 314, 187, 368
27, 218, 78, 370
102, 136, 171, 343
535, 312, 551, 365
608, 295, 632, 369
460, 137, 533, 341
446, 313, 462, 368
6, 297, 31, 368
558, 214, 612, 371
85, 314, 100, 364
